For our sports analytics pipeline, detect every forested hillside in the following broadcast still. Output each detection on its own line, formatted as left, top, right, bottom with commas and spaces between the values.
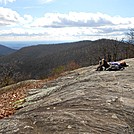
0, 39, 134, 87
0, 45, 16, 56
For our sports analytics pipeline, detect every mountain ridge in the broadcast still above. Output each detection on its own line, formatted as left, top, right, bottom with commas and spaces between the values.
0, 39, 134, 88
0, 44, 16, 56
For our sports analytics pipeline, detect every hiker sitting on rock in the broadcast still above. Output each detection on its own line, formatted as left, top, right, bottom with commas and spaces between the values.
96, 59, 127, 71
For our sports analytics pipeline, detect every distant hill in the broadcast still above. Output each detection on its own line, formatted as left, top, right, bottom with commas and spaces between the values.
0, 45, 16, 56
0, 39, 134, 87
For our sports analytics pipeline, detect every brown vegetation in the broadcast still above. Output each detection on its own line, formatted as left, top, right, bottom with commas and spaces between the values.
0, 61, 80, 119
0, 80, 45, 119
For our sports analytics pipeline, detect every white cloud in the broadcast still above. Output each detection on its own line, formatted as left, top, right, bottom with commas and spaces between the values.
0, 7, 33, 27
39, 0, 55, 4
0, 7, 22, 26
29, 12, 134, 41
0, 0, 16, 4
32, 12, 134, 28
0, 10, 134, 41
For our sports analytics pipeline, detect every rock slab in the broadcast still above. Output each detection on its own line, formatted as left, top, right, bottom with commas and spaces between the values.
0, 58, 134, 134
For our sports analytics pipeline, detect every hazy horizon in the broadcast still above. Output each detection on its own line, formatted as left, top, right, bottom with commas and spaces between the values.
0, 40, 75, 49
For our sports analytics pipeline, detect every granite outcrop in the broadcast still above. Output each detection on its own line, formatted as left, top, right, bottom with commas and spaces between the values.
0, 58, 134, 134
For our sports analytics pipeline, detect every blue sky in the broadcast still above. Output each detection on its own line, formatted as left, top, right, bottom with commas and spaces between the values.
0, 0, 134, 41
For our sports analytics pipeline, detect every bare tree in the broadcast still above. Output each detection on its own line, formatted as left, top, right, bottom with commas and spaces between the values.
123, 29, 134, 59
126, 28, 134, 44
112, 38, 125, 61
